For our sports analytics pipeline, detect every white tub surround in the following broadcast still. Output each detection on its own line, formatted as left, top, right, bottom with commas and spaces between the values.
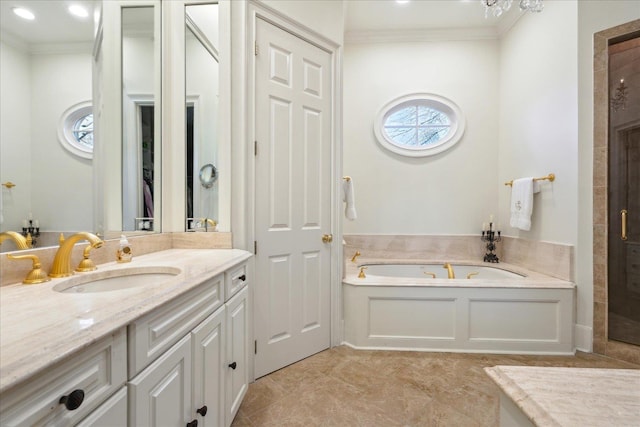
485, 366, 640, 426
343, 259, 575, 355
0, 248, 251, 393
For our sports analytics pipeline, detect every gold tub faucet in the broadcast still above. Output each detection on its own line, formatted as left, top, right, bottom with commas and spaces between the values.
0, 231, 30, 250
50, 232, 104, 278
351, 251, 361, 263
443, 263, 455, 279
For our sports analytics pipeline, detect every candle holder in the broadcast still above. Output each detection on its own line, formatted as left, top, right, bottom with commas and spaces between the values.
481, 222, 501, 263
21, 219, 40, 248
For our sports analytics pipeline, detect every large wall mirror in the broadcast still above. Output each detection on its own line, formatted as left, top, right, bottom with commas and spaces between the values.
121, 4, 162, 233
185, 3, 220, 231
1, 0, 97, 251
0, 0, 162, 253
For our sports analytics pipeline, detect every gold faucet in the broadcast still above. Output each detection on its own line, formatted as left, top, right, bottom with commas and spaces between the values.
6, 253, 50, 284
358, 266, 368, 279
351, 251, 361, 263
50, 232, 104, 278
443, 263, 455, 279
0, 231, 30, 250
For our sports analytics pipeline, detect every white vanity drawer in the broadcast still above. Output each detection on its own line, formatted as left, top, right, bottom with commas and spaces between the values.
128, 274, 224, 377
0, 328, 127, 427
225, 262, 248, 301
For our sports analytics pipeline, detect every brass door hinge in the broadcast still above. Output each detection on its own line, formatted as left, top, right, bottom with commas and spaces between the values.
254, 241, 257, 255
254, 41, 258, 56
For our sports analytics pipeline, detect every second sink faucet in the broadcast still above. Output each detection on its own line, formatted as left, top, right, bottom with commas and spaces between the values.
50, 232, 104, 278
443, 262, 455, 279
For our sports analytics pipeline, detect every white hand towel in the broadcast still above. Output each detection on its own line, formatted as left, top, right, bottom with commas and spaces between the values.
342, 178, 357, 221
510, 177, 535, 231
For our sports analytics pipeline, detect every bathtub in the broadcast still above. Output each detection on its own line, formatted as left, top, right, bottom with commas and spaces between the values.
363, 263, 525, 280
343, 260, 575, 355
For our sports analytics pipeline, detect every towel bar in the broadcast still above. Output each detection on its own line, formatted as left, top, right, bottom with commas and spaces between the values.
504, 173, 555, 187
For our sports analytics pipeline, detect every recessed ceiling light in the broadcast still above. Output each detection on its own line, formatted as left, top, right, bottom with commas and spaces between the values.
396, 0, 410, 4
68, 4, 89, 18
12, 7, 35, 20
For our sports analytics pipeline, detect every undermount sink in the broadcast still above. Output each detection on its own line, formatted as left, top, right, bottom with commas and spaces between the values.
53, 266, 182, 294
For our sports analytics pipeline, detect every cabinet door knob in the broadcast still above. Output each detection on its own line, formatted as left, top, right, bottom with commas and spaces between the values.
186, 420, 198, 427
59, 389, 85, 411
228, 361, 237, 370
197, 405, 208, 416
238, 274, 246, 281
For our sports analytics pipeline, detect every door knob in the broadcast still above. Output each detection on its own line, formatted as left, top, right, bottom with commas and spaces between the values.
322, 234, 333, 243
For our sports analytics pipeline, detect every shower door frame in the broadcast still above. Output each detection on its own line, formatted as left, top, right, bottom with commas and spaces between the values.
592, 20, 640, 364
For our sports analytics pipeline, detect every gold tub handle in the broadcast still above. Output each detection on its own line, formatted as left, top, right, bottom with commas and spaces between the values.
358, 266, 368, 279
621, 209, 628, 241
424, 272, 436, 278
467, 272, 479, 279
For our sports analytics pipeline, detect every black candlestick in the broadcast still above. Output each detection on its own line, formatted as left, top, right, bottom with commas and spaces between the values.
481, 223, 501, 263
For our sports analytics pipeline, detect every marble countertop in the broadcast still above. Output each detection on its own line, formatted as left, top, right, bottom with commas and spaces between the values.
485, 365, 640, 426
0, 248, 252, 393
344, 258, 575, 289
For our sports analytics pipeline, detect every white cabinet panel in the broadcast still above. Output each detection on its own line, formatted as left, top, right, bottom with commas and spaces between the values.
192, 307, 225, 427
225, 286, 248, 426
76, 386, 127, 427
129, 334, 192, 427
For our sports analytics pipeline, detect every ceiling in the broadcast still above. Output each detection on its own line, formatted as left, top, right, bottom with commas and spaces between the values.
0, 0, 96, 45
344, 0, 520, 37
0, 0, 520, 47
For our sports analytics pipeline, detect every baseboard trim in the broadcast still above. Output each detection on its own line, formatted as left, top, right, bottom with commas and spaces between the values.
574, 323, 593, 352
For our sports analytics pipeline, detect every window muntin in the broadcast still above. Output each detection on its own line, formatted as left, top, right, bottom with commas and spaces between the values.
374, 93, 465, 157
58, 101, 93, 159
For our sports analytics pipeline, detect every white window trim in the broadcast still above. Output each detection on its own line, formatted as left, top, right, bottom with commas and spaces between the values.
57, 101, 93, 159
374, 93, 465, 158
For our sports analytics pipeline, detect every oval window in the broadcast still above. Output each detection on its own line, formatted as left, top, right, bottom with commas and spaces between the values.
57, 101, 93, 159
374, 93, 465, 157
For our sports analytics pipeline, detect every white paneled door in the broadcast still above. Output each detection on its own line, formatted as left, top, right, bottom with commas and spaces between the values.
254, 17, 333, 378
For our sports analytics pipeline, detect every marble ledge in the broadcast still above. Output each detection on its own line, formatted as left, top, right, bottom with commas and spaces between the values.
485, 365, 640, 427
0, 248, 251, 393
1, 231, 232, 287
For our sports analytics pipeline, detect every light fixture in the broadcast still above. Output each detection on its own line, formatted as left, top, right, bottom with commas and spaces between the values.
68, 4, 89, 18
482, 0, 544, 18
396, 0, 410, 4
610, 78, 628, 112
12, 7, 35, 20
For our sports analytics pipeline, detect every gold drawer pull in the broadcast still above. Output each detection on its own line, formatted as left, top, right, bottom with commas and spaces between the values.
621, 209, 628, 241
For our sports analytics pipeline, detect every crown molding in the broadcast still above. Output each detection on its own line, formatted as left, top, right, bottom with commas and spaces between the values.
345, 27, 499, 44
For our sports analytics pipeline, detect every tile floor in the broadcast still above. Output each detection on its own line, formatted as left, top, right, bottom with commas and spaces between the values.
232, 346, 639, 426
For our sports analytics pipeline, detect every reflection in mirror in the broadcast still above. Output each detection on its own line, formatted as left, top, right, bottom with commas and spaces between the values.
185, 3, 219, 232
121, 6, 161, 232
0, 0, 97, 252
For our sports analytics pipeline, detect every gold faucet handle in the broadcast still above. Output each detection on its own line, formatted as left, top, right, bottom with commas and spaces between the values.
351, 251, 361, 263
358, 266, 368, 279
76, 245, 98, 272
424, 272, 436, 278
6, 253, 51, 284
466, 272, 479, 279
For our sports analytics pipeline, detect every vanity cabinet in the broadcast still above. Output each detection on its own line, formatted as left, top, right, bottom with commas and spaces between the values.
0, 329, 127, 427
0, 256, 250, 427
128, 262, 249, 427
